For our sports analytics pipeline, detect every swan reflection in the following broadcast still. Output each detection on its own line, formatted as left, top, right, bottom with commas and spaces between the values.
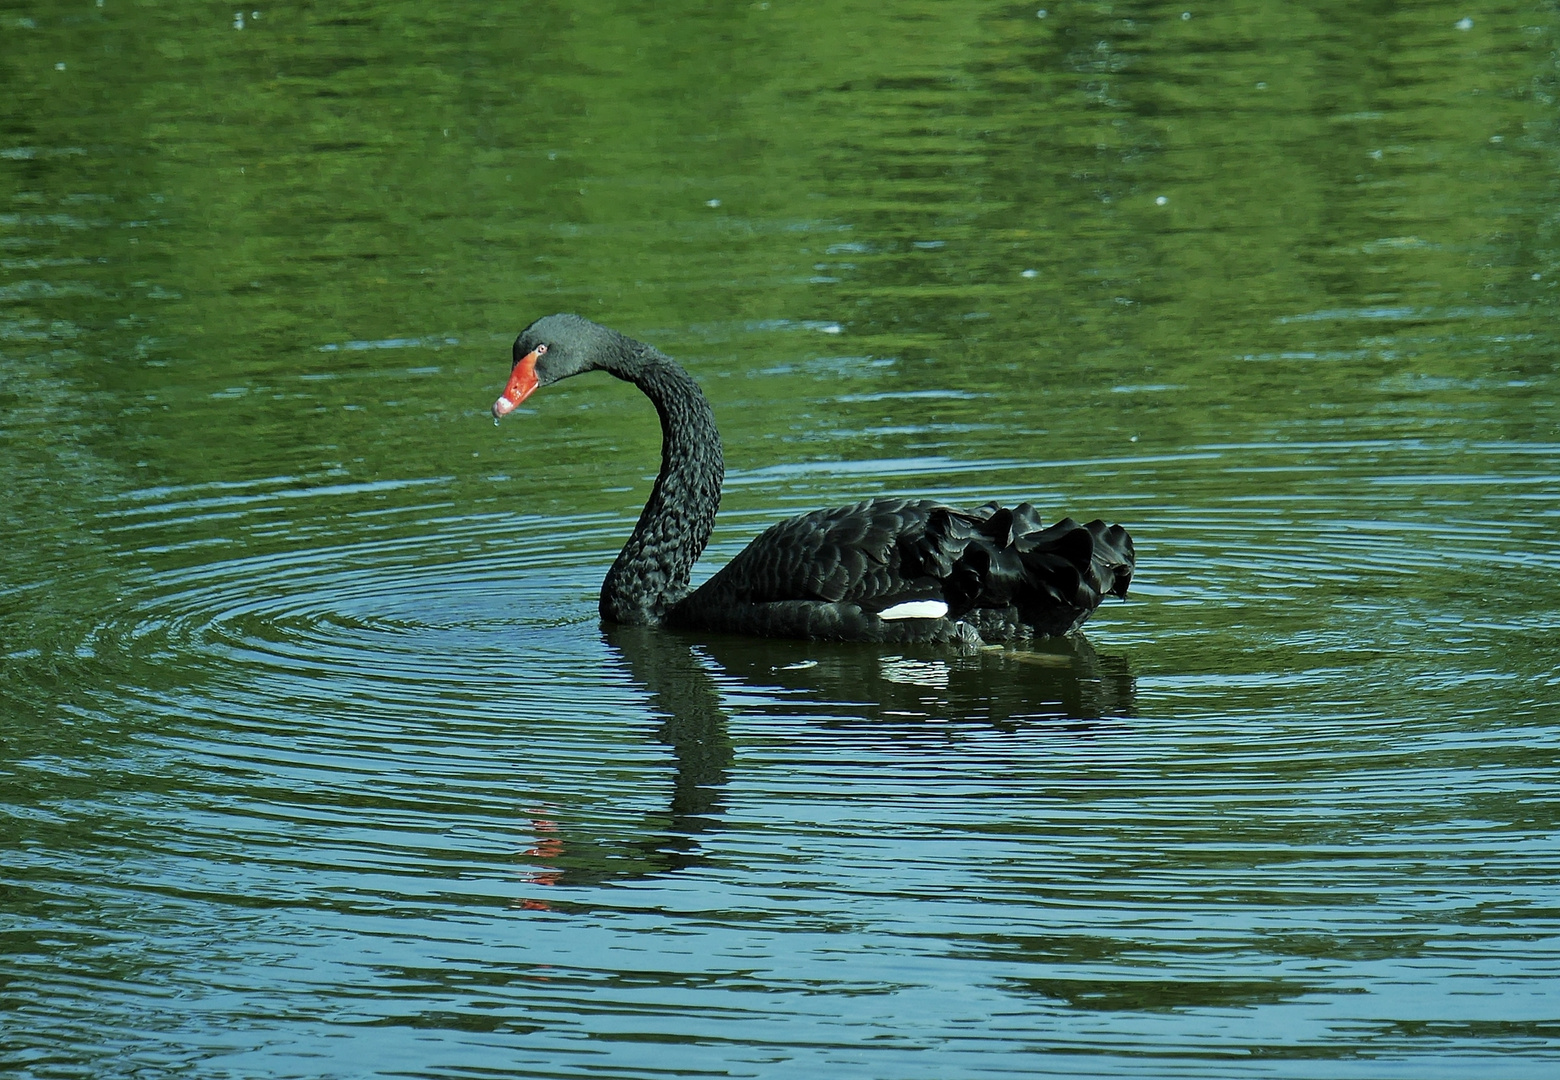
685, 631, 1134, 731
516, 629, 1134, 899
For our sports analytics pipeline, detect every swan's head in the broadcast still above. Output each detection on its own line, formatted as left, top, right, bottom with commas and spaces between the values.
493, 313, 616, 420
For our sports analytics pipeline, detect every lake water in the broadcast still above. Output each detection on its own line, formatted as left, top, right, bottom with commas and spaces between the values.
3, 2, 1558, 1076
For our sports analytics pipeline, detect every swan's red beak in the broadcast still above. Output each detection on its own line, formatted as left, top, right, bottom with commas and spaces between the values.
493, 347, 543, 420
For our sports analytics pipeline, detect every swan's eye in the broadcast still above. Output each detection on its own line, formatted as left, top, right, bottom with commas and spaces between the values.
534, 343, 548, 356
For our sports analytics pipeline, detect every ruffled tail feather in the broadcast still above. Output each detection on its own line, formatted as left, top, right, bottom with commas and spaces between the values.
902, 502, 1133, 637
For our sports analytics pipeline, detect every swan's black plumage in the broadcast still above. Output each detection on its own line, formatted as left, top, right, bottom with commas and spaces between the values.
494, 313, 1133, 645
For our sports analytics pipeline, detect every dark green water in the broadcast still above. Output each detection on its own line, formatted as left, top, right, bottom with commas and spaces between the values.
4, 1, 1559, 1076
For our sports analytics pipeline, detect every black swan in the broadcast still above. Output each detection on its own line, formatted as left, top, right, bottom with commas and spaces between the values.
493, 314, 1133, 645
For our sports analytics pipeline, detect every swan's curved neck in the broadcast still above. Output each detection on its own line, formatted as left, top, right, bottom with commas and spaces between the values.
598, 343, 724, 625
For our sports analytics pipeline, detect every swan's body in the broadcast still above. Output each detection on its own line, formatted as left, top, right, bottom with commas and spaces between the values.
494, 314, 1133, 645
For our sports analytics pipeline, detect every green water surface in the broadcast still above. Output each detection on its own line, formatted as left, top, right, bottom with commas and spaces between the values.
3, 1, 1559, 1077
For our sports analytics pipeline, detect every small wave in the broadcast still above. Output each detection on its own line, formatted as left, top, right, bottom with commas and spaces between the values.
316, 335, 460, 352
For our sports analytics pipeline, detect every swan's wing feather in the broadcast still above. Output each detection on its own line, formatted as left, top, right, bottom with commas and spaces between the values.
700, 498, 941, 608
684, 498, 1134, 638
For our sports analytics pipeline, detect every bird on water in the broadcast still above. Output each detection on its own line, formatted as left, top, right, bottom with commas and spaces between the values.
492, 314, 1133, 646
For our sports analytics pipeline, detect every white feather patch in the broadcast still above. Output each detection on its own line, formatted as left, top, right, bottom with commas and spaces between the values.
877, 599, 949, 621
